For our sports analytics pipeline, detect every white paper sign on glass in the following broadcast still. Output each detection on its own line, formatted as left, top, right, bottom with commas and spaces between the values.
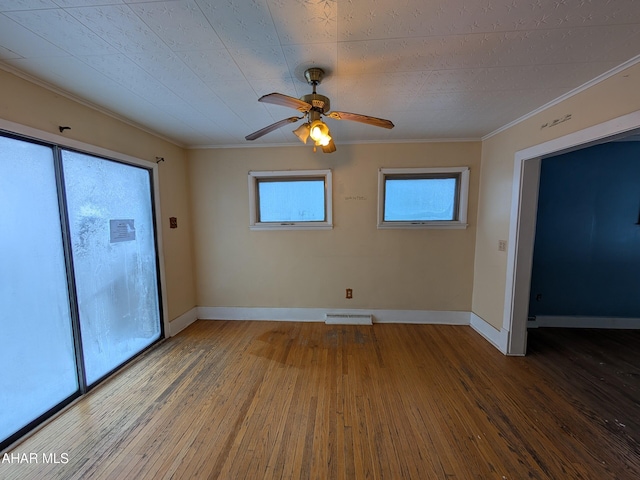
109, 219, 136, 243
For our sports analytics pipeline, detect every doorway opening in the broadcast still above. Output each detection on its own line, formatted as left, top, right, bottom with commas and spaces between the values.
504, 111, 640, 355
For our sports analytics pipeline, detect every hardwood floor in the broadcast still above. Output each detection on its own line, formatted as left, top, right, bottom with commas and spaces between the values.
1, 321, 639, 479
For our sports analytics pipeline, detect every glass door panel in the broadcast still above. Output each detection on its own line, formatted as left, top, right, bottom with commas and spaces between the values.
62, 151, 161, 385
0, 137, 79, 446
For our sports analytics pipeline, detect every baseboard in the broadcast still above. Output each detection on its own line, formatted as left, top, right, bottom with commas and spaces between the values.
197, 307, 471, 325
470, 312, 510, 354
528, 315, 640, 329
168, 307, 198, 336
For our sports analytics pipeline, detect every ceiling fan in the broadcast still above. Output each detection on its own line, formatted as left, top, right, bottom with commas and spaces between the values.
245, 67, 394, 153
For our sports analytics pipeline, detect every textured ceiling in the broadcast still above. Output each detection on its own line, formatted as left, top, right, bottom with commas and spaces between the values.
1, 0, 639, 148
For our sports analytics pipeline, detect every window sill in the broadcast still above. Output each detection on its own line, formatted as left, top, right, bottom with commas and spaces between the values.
377, 222, 468, 230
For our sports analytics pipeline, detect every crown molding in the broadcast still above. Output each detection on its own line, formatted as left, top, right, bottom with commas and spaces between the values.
188, 137, 481, 150
482, 55, 640, 141
0, 62, 185, 149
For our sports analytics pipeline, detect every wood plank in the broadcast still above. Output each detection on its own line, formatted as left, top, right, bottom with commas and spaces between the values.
1, 322, 639, 479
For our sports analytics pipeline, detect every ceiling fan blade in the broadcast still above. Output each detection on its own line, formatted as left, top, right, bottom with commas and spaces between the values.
321, 138, 336, 154
326, 111, 394, 129
259, 93, 312, 112
245, 116, 303, 141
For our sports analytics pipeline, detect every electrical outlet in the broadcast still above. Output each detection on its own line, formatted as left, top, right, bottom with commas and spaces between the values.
498, 240, 507, 251
346, 288, 353, 299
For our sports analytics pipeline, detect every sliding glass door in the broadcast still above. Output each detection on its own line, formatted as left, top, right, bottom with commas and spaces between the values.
62, 151, 161, 385
0, 133, 163, 449
0, 136, 79, 446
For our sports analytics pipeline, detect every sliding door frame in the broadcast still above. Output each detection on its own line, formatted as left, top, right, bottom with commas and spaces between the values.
53, 145, 89, 394
0, 133, 83, 451
60, 146, 165, 387
0, 120, 169, 450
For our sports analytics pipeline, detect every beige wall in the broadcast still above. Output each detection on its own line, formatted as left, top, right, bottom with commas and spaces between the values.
1, 69, 196, 321
472, 62, 640, 329
188, 142, 480, 312
8, 57, 638, 334
157, 151, 197, 321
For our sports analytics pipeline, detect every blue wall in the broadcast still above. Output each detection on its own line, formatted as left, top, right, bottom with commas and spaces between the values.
529, 141, 640, 318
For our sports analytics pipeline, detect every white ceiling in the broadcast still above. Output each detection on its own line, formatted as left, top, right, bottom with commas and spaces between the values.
1, 0, 639, 148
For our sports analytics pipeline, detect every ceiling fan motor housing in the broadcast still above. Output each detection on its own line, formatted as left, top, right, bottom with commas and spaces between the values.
301, 67, 329, 114
304, 67, 325, 85
300, 93, 330, 114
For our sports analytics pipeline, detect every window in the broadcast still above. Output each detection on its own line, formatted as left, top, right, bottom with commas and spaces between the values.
248, 169, 333, 230
378, 167, 469, 229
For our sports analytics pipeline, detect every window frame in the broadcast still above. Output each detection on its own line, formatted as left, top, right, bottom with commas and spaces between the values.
377, 166, 470, 229
248, 169, 333, 230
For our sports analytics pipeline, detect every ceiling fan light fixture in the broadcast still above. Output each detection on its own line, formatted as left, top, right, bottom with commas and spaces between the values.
318, 135, 331, 147
309, 119, 331, 146
293, 123, 310, 144
322, 138, 336, 153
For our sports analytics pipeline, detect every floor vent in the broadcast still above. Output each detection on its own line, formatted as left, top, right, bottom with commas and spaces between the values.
325, 314, 373, 325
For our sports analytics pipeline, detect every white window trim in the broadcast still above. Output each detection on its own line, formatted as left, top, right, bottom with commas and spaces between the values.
248, 169, 333, 230
377, 166, 469, 229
